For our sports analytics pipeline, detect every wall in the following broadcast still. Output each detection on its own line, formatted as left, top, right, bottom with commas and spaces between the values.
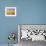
0, 0, 46, 44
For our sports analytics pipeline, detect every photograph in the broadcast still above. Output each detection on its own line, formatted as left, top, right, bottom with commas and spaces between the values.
5, 7, 16, 16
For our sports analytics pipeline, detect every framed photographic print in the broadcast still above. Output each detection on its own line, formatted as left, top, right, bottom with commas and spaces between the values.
5, 7, 16, 16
